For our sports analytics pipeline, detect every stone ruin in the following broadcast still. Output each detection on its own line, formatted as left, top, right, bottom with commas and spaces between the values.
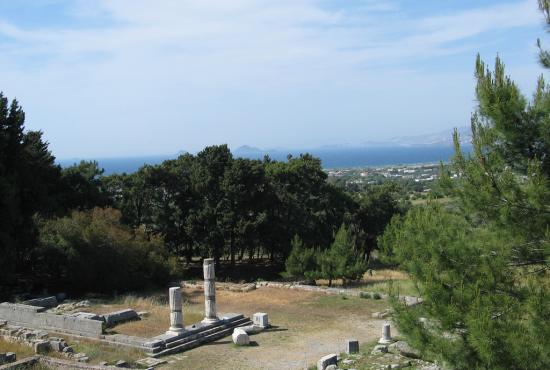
0, 258, 267, 360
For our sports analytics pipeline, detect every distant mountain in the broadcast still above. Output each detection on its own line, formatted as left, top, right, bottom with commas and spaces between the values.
233, 145, 264, 156
58, 126, 472, 174
362, 126, 471, 147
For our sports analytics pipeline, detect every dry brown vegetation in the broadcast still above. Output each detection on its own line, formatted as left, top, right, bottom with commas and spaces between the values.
71, 286, 393, 369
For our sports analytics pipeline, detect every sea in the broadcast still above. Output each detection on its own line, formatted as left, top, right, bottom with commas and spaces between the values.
58, 145, 466, 175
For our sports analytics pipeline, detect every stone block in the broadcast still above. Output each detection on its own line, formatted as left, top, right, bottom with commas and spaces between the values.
232, 328, 250, 346
23, 296, 58, 309
71, 312, 103, 321
5, 352, 16, 363
252, 312, 269, 328
49, 339, 65, 352
241, 324, 263, 334
102, 309, 139, 327
317, 353, 337, 370
371, 344, 388, 354
116, 359, 128, 367
389, 341, 420, 359
33, 340, 50, 353
346, 338, 359, 354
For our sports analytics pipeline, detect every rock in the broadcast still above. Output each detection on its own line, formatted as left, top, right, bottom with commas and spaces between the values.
71, 312, 104, 321
116, 359, 128, 367
372, 309, 392, 319
77, 356, 90, 363
325, 366, 338, 370
33, 340, 51, 353
56, 293, 67, 302
0, 320, 7, 327
346, 338, 359, 354
62, 346, 74, 353
137, 311, 149, 317
50, 339, 65, 352
342, 359, 355, 365
317, 353, 337, 370
23, 296, 58, 309
241, 324, 263, 334
403, 296, 423, 307
232, 328, 250, 346
390, 341, 421, 359
136, 357, 168, 367
371, 345, 388, 354
99, 361, 108, 366
102, 309, 140, 327
419, 365, 441, 370
5, 352, 16, 363
252, 312, 269, 328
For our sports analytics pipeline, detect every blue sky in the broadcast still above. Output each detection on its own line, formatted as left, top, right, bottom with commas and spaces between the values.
0, 0, 547, 158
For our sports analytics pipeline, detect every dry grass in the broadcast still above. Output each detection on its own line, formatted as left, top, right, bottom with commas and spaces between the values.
0, 338, 36, 359
77, 286, 392, 369
86, 295, 203, 337
159, 287, 391, 370
314, 269, 419, 297
66, 338, 145, 367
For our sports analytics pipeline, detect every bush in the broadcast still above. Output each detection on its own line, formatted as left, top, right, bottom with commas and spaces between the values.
36, 207, 172, 294
360, 292, 371, 299
284, 235, 317, 280
372, 292, 382, 300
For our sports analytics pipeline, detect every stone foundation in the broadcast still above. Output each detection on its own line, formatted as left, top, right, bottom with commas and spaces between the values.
0, 303, 103, 338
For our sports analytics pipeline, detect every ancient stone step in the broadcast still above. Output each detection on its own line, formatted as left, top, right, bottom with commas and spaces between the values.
162, 317, 251, 350
151, 319, 253, 357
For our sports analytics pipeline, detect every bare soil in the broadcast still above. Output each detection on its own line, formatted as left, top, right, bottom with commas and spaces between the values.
160, 287, 391, 370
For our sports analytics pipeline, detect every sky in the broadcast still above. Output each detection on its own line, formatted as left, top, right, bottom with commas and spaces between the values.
0, 0, 547, 159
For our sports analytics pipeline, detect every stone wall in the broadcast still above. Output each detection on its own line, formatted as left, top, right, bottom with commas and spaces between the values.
0, 303, 103, 338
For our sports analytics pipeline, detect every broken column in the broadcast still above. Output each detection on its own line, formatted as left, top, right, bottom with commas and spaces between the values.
166, 287, 185, 335
202, 258, 219, 324
378, 322, 393, 344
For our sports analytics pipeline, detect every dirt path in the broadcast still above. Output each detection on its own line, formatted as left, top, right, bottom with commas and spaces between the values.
159, 287, 392, 370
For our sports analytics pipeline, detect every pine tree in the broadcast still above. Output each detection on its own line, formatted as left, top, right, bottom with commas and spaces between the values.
380, 4, 550, 368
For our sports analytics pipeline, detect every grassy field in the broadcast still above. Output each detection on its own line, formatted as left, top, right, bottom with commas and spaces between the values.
62, 285, 393, 369
315, 268, 419, 297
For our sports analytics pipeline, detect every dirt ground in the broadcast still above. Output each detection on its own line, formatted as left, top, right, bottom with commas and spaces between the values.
82, 286, 394, 369
164, 287, 389, 370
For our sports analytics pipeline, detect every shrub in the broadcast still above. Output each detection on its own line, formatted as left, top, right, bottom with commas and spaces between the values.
36, 207, 172, 294
372, 292, 382, 300
360, 292, 371, 299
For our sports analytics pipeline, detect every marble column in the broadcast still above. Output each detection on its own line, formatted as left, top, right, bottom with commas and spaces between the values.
166, 287, 185, 335
202, 258, 219, 324
378, 322, 393, 344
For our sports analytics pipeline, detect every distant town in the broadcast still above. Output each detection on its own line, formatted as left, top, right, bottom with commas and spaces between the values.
326, 162, 458, 200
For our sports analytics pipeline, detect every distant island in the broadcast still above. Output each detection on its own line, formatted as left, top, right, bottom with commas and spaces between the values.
58, 127, 471, 174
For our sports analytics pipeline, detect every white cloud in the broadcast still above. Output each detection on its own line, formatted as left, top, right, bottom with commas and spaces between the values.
0, 0, 544, 157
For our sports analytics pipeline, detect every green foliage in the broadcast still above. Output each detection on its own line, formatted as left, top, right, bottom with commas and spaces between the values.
0, 93, 63, 288
380, 15, 550, 369
284, 235, 317, 280
350, 183, 410, 262
318, 224, 367, 286
60, 160, 110, 211
359, 292, 371, 299
36, 208, 172, 293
